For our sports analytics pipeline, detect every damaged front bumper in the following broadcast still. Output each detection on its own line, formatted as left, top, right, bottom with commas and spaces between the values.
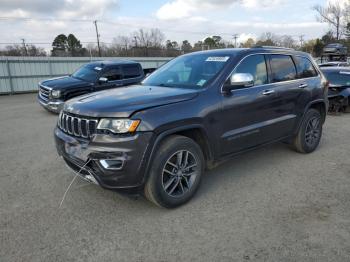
54, 127, 154, 192
328, 87, 350, 112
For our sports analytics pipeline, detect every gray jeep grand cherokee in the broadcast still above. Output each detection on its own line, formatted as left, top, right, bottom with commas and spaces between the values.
54, 47, 328, 208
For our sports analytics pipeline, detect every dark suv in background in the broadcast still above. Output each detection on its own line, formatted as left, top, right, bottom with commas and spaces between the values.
38, 60, 150, 113
54, 47, 328, 208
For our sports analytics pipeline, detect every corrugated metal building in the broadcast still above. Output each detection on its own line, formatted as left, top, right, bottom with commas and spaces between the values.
0, 56, 172, 94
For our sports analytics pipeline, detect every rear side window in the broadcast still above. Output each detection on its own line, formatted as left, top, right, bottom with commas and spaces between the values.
269, 55, 297, 82
294, 56, 318, 78
123, 64, 141, 79
102, 67, 122, 81
234, 54, 268, 86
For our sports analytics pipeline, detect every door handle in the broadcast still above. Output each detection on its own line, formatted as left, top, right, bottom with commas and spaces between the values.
262, 89, 275, 95
299, 83, 308, 88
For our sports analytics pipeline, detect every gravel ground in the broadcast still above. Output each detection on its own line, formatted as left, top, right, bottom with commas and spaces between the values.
0, 93, 349, 262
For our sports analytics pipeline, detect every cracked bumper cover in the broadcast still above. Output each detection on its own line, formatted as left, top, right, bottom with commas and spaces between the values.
54, 127, 154, 190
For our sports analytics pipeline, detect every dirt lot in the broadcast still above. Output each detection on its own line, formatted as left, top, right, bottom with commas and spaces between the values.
0, 93, 349, 262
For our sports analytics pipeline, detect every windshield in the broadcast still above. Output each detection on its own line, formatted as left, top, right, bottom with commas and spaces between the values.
142, 53, 232, 88
72, 64, 101, 82
323, 71, 350, 86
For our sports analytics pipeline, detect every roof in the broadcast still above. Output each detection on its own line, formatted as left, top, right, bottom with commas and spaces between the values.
86, 59, 139, 68
183, 47, 309, 57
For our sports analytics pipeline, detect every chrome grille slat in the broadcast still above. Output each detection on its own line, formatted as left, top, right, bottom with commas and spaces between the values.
58, 112, 97, 139
67, 116, 73, 134
39, 85, 51, 101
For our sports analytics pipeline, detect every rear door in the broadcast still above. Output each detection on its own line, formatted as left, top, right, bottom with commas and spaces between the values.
263, 54, 303, 137
122, 64, 144, 85
292, 55, 319, 117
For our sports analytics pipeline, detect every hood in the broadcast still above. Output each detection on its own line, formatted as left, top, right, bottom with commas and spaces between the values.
64, 85, 200, 118
41, 76, 92, 90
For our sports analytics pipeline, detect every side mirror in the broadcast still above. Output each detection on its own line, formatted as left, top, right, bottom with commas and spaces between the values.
99, 77, 108, 83
222, 73, 254, 93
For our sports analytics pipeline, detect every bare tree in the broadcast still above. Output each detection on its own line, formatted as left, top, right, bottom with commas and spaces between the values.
0, 44, 46, 56
313, 1, 346, 40
256, 32, 279, 46
133, 28, 165, 48
241, 38, 256, 48
112, 35, 131, 50
278, 35, 296, 48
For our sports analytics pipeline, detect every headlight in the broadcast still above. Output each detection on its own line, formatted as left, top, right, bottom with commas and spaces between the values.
51, 90, 61, 98
97, 119, 140, 134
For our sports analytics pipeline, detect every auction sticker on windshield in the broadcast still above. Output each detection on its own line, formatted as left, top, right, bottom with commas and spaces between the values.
206, 56, 230, 62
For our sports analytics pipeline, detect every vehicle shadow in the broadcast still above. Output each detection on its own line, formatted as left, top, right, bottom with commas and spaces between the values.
196, 142, 294, 197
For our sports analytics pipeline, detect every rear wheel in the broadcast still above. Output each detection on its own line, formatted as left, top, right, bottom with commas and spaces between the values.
344, 101, 350, 113
144, 135, 204, 208
291, 108, 322, 153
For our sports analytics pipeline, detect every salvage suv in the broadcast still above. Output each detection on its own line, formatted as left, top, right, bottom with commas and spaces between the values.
54, 47, 328, 208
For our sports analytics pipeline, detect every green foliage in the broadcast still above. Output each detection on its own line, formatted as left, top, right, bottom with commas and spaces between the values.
51, 33, 86, 57
181, 40, 192, 52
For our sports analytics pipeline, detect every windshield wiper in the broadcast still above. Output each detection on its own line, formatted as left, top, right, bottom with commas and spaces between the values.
156, 83, 177, 87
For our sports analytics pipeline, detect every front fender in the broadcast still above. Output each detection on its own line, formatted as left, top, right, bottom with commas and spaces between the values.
140, 124, 213, 185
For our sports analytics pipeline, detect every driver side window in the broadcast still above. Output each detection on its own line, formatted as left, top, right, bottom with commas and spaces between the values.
234, 55, 268, 86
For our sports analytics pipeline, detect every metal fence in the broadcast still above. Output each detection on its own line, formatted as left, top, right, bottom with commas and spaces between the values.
0, 56, 172, 94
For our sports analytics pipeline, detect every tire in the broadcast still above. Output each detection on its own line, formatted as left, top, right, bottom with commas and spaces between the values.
291, 108, 322, 153
344, 103, 350, 113
144, 135, 205, 208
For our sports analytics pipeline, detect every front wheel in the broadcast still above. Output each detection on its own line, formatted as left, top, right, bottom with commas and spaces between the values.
144, 135, 204, 208
291, 108, 322, 153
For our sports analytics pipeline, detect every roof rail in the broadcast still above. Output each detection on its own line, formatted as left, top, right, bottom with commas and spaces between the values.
252, 46, 295, 50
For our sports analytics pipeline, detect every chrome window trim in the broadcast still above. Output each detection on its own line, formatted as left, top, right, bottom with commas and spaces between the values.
221, 52, 320, 93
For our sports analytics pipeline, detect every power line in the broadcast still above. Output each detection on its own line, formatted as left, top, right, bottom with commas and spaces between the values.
0, 16, 235, 37
0, 16, 314, 43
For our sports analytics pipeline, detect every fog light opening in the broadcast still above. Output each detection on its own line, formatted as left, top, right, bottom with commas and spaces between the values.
99, 159, 124, 170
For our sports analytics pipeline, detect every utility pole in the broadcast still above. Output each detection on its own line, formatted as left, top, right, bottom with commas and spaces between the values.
299, 35, 305, 49
21, 38, 28, 56
93, 20, 102, 57
233, 34, 239, 48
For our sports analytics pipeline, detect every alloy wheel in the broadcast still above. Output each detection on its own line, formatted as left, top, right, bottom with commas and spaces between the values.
305, 116, 321, 147
161, 150, 198, 198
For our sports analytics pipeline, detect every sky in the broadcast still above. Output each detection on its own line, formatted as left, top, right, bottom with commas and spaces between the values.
0, 0, 347, 48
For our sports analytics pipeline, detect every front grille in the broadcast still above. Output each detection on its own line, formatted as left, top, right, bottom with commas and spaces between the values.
58, 112, 98, 139
39, 85, 50, 101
